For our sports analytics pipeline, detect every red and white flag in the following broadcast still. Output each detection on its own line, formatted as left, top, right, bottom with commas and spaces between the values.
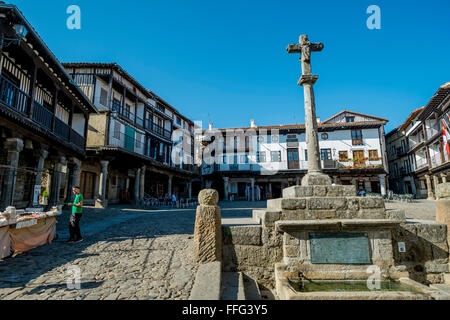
443, 119, 450, 157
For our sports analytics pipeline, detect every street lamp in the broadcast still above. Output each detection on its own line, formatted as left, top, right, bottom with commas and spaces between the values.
0, 23, 28, 48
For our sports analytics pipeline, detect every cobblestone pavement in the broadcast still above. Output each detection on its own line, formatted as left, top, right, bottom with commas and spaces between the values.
386, 199, 436, 221
0, 201, 265, 300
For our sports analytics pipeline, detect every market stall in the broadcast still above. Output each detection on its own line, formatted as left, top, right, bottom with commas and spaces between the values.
0, 206, 61, 258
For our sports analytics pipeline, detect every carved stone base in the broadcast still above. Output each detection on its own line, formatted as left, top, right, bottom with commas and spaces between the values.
301, 172, 332, 186
95, 198, 108, 208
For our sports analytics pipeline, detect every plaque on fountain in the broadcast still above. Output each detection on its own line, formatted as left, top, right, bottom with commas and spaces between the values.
309, 232, 371, 264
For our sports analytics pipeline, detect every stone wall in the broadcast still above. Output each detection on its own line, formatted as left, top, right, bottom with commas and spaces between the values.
392, 220, 449, 284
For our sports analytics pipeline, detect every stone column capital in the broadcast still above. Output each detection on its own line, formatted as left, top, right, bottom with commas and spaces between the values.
100, 160, 109, 169
69, 157, 82, 168
34, 148, 49, 160
5, 138, 24, 152
298, 74, 319, 86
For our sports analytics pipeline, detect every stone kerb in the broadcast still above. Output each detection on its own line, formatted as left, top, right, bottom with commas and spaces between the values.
192, 189, 222, 264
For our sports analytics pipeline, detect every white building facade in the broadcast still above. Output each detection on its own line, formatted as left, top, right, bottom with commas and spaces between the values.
200, 110, 389, 201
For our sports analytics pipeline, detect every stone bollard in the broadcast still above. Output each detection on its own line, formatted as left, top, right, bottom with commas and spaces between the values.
192, 189, 222, 264
436, 183, 450, 242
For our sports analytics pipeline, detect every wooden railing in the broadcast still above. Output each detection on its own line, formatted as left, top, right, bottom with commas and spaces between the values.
0, 74, 30, 115
54, 117, 70, 141
71, 129, 85, 150
32, 100, 53, 129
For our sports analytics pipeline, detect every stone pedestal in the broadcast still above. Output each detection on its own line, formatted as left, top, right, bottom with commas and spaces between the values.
436, 183, 450, 248
192, 189, 222, 264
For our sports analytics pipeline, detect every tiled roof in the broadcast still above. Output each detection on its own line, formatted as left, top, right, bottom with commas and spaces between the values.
321, 110, 389, 124
203, 120, 386, 133
399, 106, 425, 132
419, 82, 450, 120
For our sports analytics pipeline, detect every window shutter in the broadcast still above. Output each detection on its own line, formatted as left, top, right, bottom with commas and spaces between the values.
100, 88, 108, 107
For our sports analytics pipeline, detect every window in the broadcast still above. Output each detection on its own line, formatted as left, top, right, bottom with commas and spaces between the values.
135, 133, 142, 149
369, 150, 379, 160
113, 120, 121, 139
305, 149, 308, 161
346, 116, 355, 123
257, 151, 266, 163
112, 99, 120, 112
271, 151, 281, 162
223, 155, 227, 164
393, 163, 399, 177
351, 129, 363, 145
240, 154, 249, 164
100, 88, 108, 107
339, 151, 349, 161
320, 149, 332, 160
176, 116, 181, 125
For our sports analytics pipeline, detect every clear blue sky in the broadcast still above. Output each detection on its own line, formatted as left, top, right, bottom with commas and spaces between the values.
12, 0, 450, 132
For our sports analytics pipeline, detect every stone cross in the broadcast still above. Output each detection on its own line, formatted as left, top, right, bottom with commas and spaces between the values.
287, 35, 331, 185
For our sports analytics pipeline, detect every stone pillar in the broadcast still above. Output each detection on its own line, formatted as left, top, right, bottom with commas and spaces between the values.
64, 157, 81, 206
96, 160, 109, 208
441, 173, 448, 184
30, 148, 48, 206
192, 189, 222, 263
379, 174, 387, 196
268, 183, 272, 199
134, 167, 141, 204
425, 174, 435, 200
295, 176, 300, 185
139, 165, 146, 199
1, 138, 24, 209
168, 175, 173, 196
251, 178, 255, 202
49, 155, 66, 206
333, 176, 339, 185
188, 181, 193, 199
433, 175, 440, 199
223, 177, 229, 201
435, 183, 450, 250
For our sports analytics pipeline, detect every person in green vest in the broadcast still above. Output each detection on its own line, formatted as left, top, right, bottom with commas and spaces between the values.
67, 186, 83, 243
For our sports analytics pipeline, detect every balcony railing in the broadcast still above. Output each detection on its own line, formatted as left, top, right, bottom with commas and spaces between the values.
149, 121, 171, 139
415, 156, 428, 170
0, 74, 30, 115
71, 129, 85, 150
352, 139, 363, 146
54, 117, 70, 141
426, 122, 441, 140
109, 131, 145, 155
430, 153, 444, 167
32, 100, 53, 129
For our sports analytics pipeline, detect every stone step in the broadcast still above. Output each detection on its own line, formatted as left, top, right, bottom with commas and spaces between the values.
430, 284, 450, 297
253, 209, 282, 227
267, 196, 385, 212
282, 185, 357, 198
189, 261, 222, 300
222, 224, 262, 246
221, 272, 245, 300
242, 274, 261, 300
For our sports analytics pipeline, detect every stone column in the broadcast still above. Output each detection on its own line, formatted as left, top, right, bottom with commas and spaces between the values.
49, 155, 66, 206
223, 177, 229, 201
192, 189, 222, 263
268, 183, 272, 199
1, 138, 24, 208
188, 181, 193, 199
441, 173, 448, 184
30, 148, 48, 206
378, 174, 387, 196
435, 183, 450, 244
64, 157, 81, 206
134, 167, 141, 204
251, 178, 255, 201
333, 176, 339, 185
96, 160, 109, 208
425, 174, 435, 200
295, 176, 300, 185
139, 165, 146, 199
433, 175, 440, 199
168, 174, 173, 196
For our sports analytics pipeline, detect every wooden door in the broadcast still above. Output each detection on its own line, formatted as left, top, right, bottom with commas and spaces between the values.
80, 171, 95, 199
287, 148, 300, 169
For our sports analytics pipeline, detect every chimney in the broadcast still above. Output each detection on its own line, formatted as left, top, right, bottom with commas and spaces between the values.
208, 122, 213, 130
250, 119, 257, 128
